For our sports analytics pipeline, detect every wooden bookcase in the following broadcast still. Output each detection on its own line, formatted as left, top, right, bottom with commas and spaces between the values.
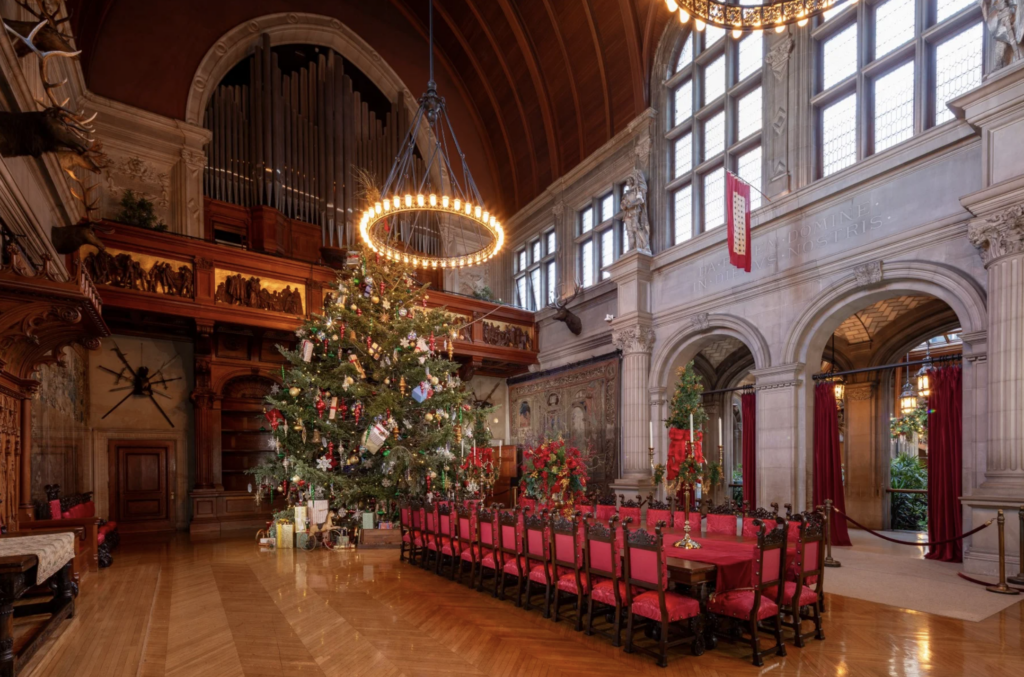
220, 398, 275, 493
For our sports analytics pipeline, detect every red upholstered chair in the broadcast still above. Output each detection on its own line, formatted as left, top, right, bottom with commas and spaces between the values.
618, 494, 644, 525
435, 503, 457, 577
645, 495, 674, 529
453, 504, 478, 586
595, 491, 618, 522
584, 515, 626, 646
522, 510, 553, 617
707, 517, 788, 667
399, 501, 414, 563
778, 511, 826, 644
706, 501, 740, 536
409, 502, 427, 565
622, 519, 704, 666
422, 502, 441, 570
519, 496, 537, 512
551, 512, 586, 630
743, 506, 779, 539
474, 506, 499, 594
496, 507, 525, 605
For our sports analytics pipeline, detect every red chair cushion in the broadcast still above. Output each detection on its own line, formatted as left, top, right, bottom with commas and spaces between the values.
49, 499, 63, 520
501, 557, 523, 576
786, 561, 819, 585
590, 579, 635, 607
766, 581, 819, 608
742, 518, 763, 539
557, 571, 590, 594
480, 552, 497, 569
529, 563, 556, 584
97, 531, 106, 545
631, 590, 701, 622
402, 533, 411, 543
63, 501, 97, 520
99, 523, 117, 535
427, 536, 451, 551
708, 590, 780, 620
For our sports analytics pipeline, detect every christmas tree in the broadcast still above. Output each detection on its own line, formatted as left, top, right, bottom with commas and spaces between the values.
251, 252, 479, 514
666, 360, 708, 430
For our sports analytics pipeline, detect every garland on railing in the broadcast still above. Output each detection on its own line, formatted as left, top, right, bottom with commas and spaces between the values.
521, 438, 589, 513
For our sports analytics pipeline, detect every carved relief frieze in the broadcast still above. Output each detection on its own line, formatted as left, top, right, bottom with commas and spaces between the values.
214, 270, 304, 315
853, 260, 883, 286
612, 325, 656, 355
969, 205, 1024, 265
482, 320, 534, 351
81, 247, 194, 298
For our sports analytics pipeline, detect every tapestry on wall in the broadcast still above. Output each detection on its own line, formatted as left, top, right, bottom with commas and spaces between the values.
31, 346, 90, 501
507, 354, 620, 495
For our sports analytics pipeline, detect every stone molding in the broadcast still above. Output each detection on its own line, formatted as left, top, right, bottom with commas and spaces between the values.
852, 260, 883, 287
764, 35, 794, 81
844, 382, 875, 401
968, 205, 1024, 265
612, 325, 656, 355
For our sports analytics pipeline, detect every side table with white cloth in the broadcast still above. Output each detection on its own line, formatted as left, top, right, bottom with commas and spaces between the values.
0, 532, 78, 677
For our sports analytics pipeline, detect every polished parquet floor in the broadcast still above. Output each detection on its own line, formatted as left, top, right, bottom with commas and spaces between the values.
18, 534, 1024, 677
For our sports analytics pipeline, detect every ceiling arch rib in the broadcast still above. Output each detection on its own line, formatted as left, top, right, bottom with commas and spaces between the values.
539, 0, 586, 168
581, 0, 614, 140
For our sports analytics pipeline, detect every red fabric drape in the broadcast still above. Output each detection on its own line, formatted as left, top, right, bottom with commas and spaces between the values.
813, 382, 852, 546
741, 392, 757, 509
925, 365, 963, 562
668, 428, 702, 508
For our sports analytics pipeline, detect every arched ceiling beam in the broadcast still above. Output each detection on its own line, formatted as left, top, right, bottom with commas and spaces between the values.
387, 0, 517, 211
494, 0, 560, 179
617, 0, 647, 114
581, 0, 613, 139
540, 0, 585, 166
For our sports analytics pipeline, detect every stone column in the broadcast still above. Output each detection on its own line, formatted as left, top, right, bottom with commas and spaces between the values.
752, 364, 805, 509
969, 208, 1024, 491
842, 381, 881, 529
175, 148, 208, 238
613, 325, 657, 481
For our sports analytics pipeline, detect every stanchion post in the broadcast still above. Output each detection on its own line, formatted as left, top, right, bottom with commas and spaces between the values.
986, 510, 1020, 595
1008, 506, 1024, 586
823, 498, 841, 568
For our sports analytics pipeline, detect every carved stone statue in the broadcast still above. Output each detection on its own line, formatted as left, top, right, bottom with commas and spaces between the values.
981, 0, 1024, 70
621, 167, 651, 255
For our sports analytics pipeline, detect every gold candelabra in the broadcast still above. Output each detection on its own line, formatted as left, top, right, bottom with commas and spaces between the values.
674, 439, 702, 550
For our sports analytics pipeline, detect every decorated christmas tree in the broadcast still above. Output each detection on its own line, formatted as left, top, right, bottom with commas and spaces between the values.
664, 361, 721, 491
666, 360, 708, 430
250, 251, 479, 515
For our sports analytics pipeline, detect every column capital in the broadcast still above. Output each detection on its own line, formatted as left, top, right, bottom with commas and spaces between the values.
968, 205, 1024, 266
612, 325, 656, 355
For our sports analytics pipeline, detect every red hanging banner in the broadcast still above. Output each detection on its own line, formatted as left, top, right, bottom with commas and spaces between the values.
726, 172, 751, 272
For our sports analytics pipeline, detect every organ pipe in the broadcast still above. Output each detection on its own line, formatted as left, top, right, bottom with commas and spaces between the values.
202, 34, 424, 247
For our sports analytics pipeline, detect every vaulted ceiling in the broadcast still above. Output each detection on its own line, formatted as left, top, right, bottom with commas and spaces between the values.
65, 0, 673, 218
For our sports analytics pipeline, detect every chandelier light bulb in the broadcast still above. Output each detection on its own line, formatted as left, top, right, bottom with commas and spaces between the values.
453, 198, 461, 211
732, 28, 743, 39
775, 24, 786, 33
416, 194, 425, 207
666, 0, 679, 12
679, 9, 690, 23
695, 18, 706, 31
404, 194, 412, 207
442, 195, 449, 208
429, 193, 437, 207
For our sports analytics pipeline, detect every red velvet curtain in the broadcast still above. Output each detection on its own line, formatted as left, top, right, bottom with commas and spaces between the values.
925, 365, 963, 562
813, 382, 852, 546
741, 392, 757, 509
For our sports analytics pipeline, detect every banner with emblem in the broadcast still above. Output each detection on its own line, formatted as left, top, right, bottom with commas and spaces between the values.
726, 172, 751, 272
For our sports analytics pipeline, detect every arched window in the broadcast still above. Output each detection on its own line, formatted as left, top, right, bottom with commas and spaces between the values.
814, 0, 984, 178
664, 27, 763, 247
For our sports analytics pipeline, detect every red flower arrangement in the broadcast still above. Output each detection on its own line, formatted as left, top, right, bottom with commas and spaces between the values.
521, 438, 589, 512
459, 446, 498, 497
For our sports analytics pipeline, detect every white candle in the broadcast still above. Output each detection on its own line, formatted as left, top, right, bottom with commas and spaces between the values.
689, 413, 694, 442
718, 417, 722, 444
649, 421, 653, 448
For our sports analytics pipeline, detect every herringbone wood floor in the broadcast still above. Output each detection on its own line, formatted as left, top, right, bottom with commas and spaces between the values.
18, 534, 1024, 676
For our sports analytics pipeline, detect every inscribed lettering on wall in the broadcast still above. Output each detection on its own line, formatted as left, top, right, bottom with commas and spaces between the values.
508, 355, 620, 494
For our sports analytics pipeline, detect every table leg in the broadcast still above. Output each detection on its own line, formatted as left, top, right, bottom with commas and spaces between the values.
51, 564, 76, 618
696, 582, 718, 649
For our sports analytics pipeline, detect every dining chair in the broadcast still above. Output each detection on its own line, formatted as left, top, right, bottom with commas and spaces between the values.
496, 507, 526, 605
584, 515, 625, 646
523, 510, 553, 617
618, 494, 644, 524
706, 501, 739, 535
706, 516, 788, 667
551, 511, 587, 630
771, 513, 826, 646
595, 491, 618, 522
436, 503, 457, 577
622, 518, 704, 667
399, 501, 413, 562
474, 505, 499, 594
422, 501, 440, 570
787, 507, 827, 614
645, 495, 673, 529
409, 501, 427, 565
453, 504, 477, 586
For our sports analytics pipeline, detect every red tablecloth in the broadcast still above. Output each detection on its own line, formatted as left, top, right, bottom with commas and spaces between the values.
665, 533, 757, 592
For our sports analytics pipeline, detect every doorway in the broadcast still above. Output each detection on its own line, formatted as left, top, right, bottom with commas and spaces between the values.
108, 439, 176, 533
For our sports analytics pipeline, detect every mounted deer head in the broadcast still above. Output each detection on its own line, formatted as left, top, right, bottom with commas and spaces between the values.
5, 1, 73, 55
0, 14, 108, 172
51, 168, 112, 254
547, 281, 582, 335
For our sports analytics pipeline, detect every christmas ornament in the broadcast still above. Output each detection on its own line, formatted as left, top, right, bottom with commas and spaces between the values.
329, 396, 338, 419
400, 376, 407, 396
288, 386, 301, 397
264, 408, 285, 431
447, 338, 454, 360
363, 422, 390, 453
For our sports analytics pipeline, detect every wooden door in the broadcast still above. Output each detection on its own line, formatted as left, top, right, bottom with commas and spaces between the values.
108, 440, 175, 532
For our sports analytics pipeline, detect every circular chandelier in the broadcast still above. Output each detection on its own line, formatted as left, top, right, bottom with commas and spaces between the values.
359, 0, 503, 270
665, 0, 847, 36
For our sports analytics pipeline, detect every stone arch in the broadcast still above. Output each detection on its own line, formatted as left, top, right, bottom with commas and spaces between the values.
781, 259, 986, 511
784, 260, 986, 366
651, 312, 771, 390
185, 13, 418, 127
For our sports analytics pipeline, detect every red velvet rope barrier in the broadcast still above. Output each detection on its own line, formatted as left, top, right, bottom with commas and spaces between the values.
956, 572, 1024, 592
832, 506, 993, 547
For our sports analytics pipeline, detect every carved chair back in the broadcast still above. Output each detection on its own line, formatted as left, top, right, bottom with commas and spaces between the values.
622, 518, 671, 620
618, 493, 644, 523
749, 517, 788, 609
523, 511, 551, 582
584, 515, 622, 583
790, 509, 825, 595
551, 511, 583, 575
455, 504, 475, 556
497, 508, 524, 575
646, 494, 673, 528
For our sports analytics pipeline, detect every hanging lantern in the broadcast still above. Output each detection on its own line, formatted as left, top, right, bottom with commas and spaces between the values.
915, 363, 932, 399
832, 377, 845, 406
899, 380, 918, 415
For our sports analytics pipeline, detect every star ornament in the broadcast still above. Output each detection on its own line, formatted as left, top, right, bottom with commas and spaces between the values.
317, 456, 333, 472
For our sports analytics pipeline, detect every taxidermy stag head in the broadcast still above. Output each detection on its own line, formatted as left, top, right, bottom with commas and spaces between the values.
0, 9, 107, 173
5, 0, 73, 54
51, 168, 112, 254
548, 281, 583, 335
